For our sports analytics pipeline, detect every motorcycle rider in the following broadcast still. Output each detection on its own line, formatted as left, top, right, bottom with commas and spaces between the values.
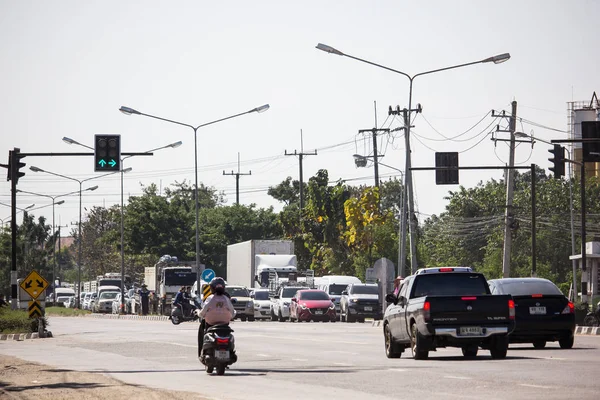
198, 277, 235, 359
173, 286, 193, 318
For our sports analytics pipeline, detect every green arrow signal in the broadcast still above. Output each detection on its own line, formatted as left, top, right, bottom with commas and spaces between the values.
98, 159, 107, 167
109, 159, 116, 167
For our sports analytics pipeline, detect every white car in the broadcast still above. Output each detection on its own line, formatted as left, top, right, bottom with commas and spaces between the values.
271, 286, 304, 322
95, 291, 119, 313
252, 289, 272, 320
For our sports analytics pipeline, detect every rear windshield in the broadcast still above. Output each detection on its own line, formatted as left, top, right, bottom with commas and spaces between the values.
411, 274, 489, 298
328, 284, 349, 296
282, 287, 301, 298
299, 291, 330, 301
498, 280, 562, 296
254, 291, 270, 300
352, 285, 379, 295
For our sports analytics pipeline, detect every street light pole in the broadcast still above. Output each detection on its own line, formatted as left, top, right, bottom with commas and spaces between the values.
317, 43, 510, 273
119, 104, 269, 278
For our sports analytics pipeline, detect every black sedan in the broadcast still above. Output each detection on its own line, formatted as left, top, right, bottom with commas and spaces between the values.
488, 278, 575, 349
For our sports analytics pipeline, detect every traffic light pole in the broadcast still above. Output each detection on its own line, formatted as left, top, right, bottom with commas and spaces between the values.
412, 164, 537, 277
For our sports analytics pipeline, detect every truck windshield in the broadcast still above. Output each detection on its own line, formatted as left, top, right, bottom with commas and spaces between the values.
98, 279, 121, 287
352, 285, 379, 295
411, 274, 489, 298
163, 269, 196, 286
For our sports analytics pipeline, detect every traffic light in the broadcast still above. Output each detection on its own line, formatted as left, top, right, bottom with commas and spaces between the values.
8, 148, 26, 184
94, 134, 121, 172
435, 152, 459, 185
548, 144, 565, 178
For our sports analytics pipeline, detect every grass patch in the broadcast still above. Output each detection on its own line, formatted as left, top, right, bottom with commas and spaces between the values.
45, 307, 91, 317
0, 308, 47, 334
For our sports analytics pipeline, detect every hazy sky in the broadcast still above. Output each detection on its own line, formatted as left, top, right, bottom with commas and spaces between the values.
1, 1, 599, 235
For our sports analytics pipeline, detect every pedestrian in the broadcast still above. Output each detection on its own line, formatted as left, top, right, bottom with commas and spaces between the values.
0, 294, 7, 307
393, 276, 404, 296
138, 284, 150, 315
150, 291, 158, 314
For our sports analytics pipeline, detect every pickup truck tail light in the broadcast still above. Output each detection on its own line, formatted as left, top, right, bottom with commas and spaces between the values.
508, 299, 515, 320
423, 301, 431, 321
562, 301, 575, 314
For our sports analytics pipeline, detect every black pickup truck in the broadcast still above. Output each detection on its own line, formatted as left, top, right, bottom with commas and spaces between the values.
383, 267, 515, 360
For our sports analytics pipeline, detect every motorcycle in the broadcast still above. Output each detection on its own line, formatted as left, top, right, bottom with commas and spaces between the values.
200, 323, 237, 375
583, 301, 600, 327
169, 301, 199, 325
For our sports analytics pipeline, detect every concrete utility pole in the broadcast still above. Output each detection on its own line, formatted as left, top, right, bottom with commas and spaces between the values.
358, 127, 390, 188
502, 101, 518, 277
223, 153, 251, 205
285, 129, 317, 210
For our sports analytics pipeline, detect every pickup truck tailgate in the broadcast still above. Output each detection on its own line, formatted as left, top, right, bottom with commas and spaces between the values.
427, 295, 513, 325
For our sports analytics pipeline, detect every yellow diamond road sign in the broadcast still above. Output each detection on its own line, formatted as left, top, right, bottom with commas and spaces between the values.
20, 270, 48, 299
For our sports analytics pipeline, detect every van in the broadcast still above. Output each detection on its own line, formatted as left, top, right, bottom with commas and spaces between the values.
317, 275, 362, 312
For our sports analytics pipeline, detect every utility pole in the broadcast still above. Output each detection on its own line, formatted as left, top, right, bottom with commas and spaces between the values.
285, 129, 317, 210
223, 153, 251, 204
357, 127, 390, 187
500, 101, 517, 277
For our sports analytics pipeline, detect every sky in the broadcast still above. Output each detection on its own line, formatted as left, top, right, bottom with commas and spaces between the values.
1, 0, 599, 236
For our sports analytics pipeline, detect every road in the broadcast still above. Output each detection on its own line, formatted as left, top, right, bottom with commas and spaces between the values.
1, 317, 599, 400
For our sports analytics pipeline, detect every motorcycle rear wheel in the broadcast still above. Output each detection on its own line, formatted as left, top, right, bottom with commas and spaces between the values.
205, 365, 214, 374
216, 365, 226, 375
171, 316, 180, 325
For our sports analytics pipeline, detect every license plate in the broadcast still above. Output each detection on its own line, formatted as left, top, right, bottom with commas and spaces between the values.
314, 310, 323, 315
364, 306, 373, 311
529, 306, 546, 315
215, 350, 230, 360
459, 326, 483, 336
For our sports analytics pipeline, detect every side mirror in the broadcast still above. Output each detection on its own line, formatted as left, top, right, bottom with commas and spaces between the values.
274, 295, 280, 299
341, 290, 348, 296
231, 297, 238, 304
291, 298, 297, 302
398, 296, 407, 307
250, 294, 255, 299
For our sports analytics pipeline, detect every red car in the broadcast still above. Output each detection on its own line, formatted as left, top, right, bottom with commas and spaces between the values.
290, 289, 336, 322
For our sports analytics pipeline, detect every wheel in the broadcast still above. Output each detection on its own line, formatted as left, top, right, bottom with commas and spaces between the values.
216, 365, 226, 375
461, 345, 478, 358
584, 315, 600, 327
359, 318, 365, 323
170, 316, 180, 325
347, 313, 355, 323
384, 324, 402, 359
241, 316, 247, 322
410, 323, 429, 360
271, 309, 278, 321
248, 316, 255, 322
559, 334, 574, 349
278, 310, 286, 322
340, 308, 346, 322
532, 340, 546, 349
490, 336, 509, 359
205, 365, 214, 374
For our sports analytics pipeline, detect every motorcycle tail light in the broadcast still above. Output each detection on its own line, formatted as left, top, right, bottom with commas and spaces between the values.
216, 338, 229, 344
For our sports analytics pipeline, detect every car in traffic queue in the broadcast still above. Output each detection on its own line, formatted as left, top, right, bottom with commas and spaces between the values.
339, 283, 382, 322
82, 292, 96, 310
488, 277, 575, 349
225, 285, 255, 321
95, 291, 119, 313
111, 292, 132, 314
290, 289, 337, 322
271, 285, 305, 322
251, 288, 272, 320
318, 275, 361, 313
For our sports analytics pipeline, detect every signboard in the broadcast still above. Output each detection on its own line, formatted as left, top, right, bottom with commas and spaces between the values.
20, 270, 48, 300
201, 268, 215, 282
202, 283, 212, 301
365, 268, 376, 282
28, 300, 44, 318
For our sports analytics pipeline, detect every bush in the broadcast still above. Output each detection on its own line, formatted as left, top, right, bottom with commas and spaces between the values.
0, 307, 49, 334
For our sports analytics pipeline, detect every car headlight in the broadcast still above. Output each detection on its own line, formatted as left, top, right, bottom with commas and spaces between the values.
351, 299, 358, 303
254, 303, 260, 309
247, 301, 253, 308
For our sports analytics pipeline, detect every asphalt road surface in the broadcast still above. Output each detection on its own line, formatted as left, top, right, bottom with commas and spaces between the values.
1, 316, 599, 400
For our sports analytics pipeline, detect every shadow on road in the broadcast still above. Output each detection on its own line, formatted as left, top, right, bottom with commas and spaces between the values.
423, 355, 538, 361
0, 380, 116, 393
508, 346, 595, 351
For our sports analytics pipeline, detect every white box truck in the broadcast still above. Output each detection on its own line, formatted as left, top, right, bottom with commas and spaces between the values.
226, 240, 297, 289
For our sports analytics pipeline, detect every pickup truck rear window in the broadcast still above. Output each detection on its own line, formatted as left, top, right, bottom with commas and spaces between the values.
411, 274, 490, 298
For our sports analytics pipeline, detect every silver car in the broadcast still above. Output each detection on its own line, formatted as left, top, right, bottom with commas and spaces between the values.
95, 291, 119, 313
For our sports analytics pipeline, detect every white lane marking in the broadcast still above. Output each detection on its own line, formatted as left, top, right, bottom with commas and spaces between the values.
149, 341, 196, 348
519, 384, 553, 389
444, 375, 472, 380
324, 350, 359, 355
333, 362, 354, 366
291, 358, 308, 362
530, 356, 568, 361
389, 368, 408, 372
256, 353, 270, 357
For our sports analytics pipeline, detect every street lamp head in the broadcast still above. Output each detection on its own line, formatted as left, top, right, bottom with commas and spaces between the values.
62, 137, 76, 145
122, 167, 133, 173
56, 200, 65, 206
25, 204, 35, 210
252, 104, 270, 113
29, 166, 44, 173
169, 141, 183, 148
353, 154, 368, 168
482, 53, 511, 64
514, 132, 528, 138
119, 106, 141, 115
316, 43, 344, 56
86, 185, 99, 192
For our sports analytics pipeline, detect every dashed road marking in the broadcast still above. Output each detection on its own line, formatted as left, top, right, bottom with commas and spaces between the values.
444, 375, 472, 380
333, 362, 354, 367
291, 358, 308, 362
256, 353, 270, 357
519, 384, 554, 389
